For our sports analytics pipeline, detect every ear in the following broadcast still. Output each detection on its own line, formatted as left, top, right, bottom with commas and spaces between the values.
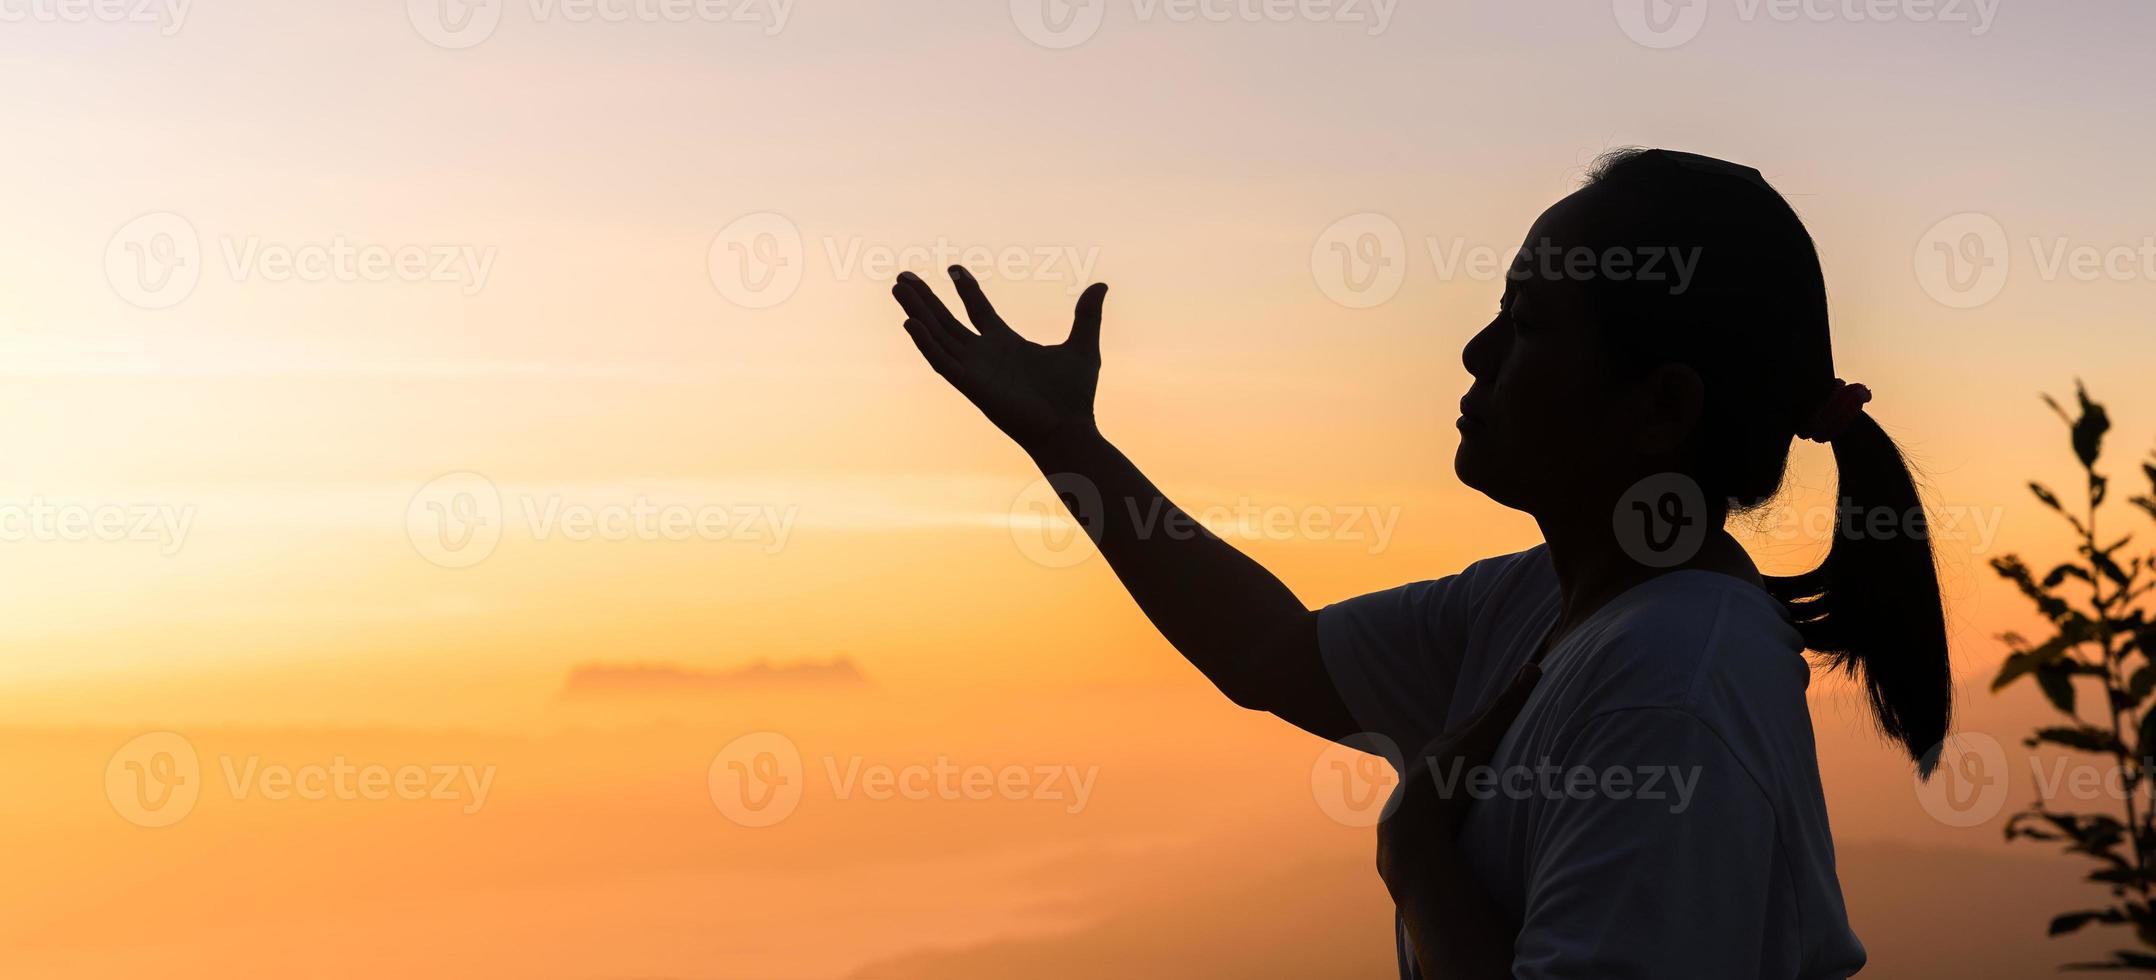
1636, 362, 1705, 455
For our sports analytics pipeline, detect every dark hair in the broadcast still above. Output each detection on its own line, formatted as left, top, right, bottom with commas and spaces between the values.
1580, 147, 1952, 776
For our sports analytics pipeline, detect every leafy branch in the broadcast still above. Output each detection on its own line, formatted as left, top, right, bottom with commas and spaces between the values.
1994, 382, 2156, 970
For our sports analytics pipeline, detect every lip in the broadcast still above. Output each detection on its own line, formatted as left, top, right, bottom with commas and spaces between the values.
1457, 399, 1488, 430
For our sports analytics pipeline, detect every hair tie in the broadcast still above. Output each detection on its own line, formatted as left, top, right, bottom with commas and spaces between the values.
1799, 380, 1872, 443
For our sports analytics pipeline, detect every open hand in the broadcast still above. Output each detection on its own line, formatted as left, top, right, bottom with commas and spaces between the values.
892, 266, 1109, 450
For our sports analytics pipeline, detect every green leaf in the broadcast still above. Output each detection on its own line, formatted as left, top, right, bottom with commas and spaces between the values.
2038, 666, 2080, 715
2053, 909, 2124, 936
1994, 554, 2076, 622
2034, 482, 2067, 513
2070, 380, 2112, 469
2034, 725, 2122, 754
2049, 563, 2097, 589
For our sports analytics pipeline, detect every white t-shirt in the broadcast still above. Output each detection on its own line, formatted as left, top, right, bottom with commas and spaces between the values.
1318, 545, 1866, 979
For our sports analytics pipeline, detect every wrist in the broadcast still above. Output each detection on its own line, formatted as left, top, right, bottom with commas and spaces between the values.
1022, 416, 1104, 463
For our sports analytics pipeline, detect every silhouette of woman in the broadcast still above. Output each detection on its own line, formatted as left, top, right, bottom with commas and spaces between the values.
891, 147, 1948, 979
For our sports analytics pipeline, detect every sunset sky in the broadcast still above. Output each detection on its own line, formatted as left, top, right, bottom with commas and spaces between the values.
6, 2, 2156, 976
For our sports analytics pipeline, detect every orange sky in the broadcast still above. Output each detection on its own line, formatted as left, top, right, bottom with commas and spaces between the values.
5, 2, 2156, 976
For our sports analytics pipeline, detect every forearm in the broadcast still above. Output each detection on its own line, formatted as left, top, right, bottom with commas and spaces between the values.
1023, 422, 1314, 710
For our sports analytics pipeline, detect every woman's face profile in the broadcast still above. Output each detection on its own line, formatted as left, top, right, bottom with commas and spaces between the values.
1454, 189, 1640, 516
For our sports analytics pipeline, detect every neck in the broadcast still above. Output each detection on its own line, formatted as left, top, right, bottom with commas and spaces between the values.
1534, 497, 1754, 641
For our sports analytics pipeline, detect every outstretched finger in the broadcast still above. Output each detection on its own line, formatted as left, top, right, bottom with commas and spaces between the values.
1067, 282, 1107, 352
948, 266, 1017, 339
894, 274, 974, 346
902, 318, 965, 380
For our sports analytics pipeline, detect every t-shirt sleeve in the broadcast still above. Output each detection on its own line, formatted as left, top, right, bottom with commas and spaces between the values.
1313, 570, 1481, 762
1513, 707, 1778, 980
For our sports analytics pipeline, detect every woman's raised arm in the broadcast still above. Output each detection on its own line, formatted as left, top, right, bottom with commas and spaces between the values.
891, 266, 1355, 740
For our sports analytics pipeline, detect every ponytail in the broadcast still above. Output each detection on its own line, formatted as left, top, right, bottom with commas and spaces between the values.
1765, 412, 1953, 777
1577, 147, 1955, 775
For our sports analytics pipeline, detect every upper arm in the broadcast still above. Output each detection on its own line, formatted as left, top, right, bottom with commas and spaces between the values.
1304, 574, 1480, 756
1514, 708, 1778, 980
1243, 609, 1359, 741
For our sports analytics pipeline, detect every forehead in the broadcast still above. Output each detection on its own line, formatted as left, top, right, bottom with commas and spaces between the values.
1504, 187, 1606, 312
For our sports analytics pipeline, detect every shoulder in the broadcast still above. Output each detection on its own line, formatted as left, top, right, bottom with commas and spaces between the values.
1323, 544, 1555, 625
1436, 543, 1557, 617
1565, 571, 1811, 721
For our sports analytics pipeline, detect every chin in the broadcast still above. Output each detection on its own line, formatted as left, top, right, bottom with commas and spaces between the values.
1453, 443, 1493, 494
1454, 442, 1531, 513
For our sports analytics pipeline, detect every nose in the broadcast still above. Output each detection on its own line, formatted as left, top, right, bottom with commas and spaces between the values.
1461, 313, 1506, 378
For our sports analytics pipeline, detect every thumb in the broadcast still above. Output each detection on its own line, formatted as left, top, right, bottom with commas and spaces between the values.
1066, 282, 1107, 352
